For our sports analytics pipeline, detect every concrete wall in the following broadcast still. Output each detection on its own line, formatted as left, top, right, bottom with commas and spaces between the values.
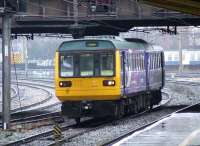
24, 0, 157, 18
27, 0, 71, 16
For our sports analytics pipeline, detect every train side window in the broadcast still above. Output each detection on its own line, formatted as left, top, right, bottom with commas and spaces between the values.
138, 53, 141, 70
157, 53, 159, 68
140, 53, 144, 70
131, 53, 135, 71
134, 54, 137, 71
150, 53, 152, 70
132, 54, 135, 71
136, 54, 138, 70
142, 53, 145, 70
158, 53, 161, 68
149, 53, 151, 70
153, 53, 156, 69
154, 53, 156, 69
127, 54, 131, 71
134, 54, 136, 70
155, 53, 158, 69
129, 54, 132, 71
140, 53, 142, 70
151, 53, 153, 69
152, 53, 154, 69
155, 53, 157, 69
155, 53, 156, 69
137, 53, 139, 70
138, 54, 140, 70
60, 55, 74, 77
100, 53, 114, 76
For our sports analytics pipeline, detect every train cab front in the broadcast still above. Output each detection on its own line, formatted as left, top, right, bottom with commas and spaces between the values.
55, 40, 121, 119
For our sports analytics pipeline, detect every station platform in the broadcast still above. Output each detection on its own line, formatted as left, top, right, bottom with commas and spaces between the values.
113, 112, 200, 146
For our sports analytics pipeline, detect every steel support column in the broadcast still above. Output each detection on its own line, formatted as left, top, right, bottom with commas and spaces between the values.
23, 37, 28, 78
179, 34, 183, 72
2, 14, 12, 130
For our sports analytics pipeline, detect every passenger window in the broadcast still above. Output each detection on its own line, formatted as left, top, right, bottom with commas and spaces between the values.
141, 54, 144, 70
159, 53, 161, 68
156, 53, 158, 69
153, 53, 156, 69
136, 54, 138, 70
100, 53, 114, 76
150, 53, 152, 70
138, 54, 141, 70
142, 54, 145, 70
129, 54, 132, 71
132, 54, 136, 71
137, 54, 140, 70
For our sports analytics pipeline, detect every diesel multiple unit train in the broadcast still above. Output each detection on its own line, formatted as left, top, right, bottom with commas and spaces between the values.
55, 38, 165, 123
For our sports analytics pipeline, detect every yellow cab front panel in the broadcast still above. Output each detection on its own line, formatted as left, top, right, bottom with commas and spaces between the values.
55, 50, 121, 102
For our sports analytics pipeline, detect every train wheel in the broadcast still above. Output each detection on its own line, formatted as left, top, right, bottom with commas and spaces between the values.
115, 103, 124, 119
75, 118, 80, 125
134, 104, 138, 113
150, 103, 153, 110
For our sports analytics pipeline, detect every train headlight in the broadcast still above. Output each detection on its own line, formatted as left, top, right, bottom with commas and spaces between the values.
59, 81, 72, 87
103, 80, 115, 86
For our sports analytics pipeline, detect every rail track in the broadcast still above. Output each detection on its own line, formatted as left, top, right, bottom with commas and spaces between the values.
5, 91, 171, 146
0, 86, 18, 103
9, 79, 61, 113
0, 111, 64, 130
8, 82, 53, 113
0, 80, 61, 131
44, 79, 199, 146
0, 81, 53, 116
4, 78, 199, 146
100, 79, 200, 146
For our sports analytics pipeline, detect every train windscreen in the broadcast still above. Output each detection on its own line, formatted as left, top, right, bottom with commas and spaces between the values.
59, 51, 114, 77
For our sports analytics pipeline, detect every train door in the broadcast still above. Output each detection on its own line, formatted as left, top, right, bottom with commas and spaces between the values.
161, 52, 165, 88
121, 51, 128, 97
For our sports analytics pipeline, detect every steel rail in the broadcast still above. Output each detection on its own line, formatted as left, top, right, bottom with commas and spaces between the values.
101, 80, 200, 146
101, 101, 200, 146
5, 91, 170, 146
45, 91, 171, 146
10, 82, 53, 113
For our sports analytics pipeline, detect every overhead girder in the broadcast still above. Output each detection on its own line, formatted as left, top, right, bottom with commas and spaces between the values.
139, 0, 200, 16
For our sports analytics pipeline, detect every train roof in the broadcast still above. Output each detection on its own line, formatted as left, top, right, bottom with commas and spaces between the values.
58, 38, 156, 51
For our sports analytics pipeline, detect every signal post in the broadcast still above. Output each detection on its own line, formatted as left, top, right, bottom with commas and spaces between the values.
0, 1, 16, 130
2, 13, 12, 130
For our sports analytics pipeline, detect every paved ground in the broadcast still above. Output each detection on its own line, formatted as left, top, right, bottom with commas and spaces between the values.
114, 113, 200, 146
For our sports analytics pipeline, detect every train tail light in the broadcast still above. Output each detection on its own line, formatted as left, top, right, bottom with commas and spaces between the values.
103, 80, 115, 86
59, 81, 72, 87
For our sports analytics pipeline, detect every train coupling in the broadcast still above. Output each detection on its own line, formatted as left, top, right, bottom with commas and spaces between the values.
81, 101, 92, 110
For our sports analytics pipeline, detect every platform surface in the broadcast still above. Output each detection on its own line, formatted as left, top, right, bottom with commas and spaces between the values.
113, 113, 200, 146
